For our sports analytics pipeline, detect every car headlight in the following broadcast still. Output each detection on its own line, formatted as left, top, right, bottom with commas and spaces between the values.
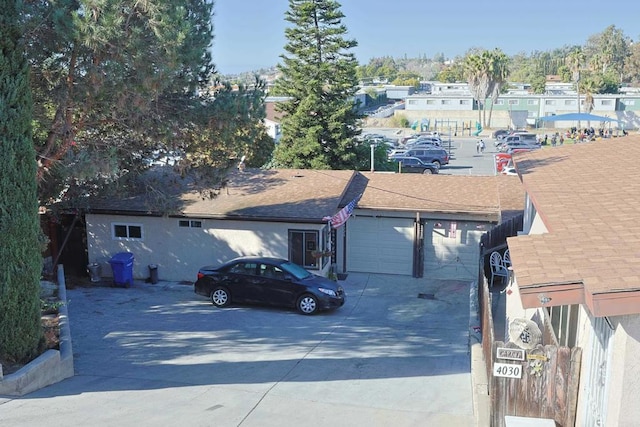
318, 287, 337, 297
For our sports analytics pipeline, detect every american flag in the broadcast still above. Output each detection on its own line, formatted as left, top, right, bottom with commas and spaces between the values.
323, 194, 362, 229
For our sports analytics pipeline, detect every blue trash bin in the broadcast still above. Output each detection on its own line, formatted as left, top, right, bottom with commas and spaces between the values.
109, 252, 134, 287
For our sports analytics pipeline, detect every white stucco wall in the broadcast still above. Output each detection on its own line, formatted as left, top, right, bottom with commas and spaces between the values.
598, 316, 640, 426
86, 214, 326, 282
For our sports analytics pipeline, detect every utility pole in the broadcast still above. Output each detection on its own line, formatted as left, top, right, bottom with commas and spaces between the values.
575, 70, 581, 130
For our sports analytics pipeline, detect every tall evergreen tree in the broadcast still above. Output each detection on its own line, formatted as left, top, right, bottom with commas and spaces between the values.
21, 0, 217, 201
0, 0, 43, 363
273, 0, 361, 170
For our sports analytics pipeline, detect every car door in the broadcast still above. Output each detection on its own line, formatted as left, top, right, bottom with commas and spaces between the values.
255, 263, 299, 307
226, 261, 261, 302
398, 158, 419, 173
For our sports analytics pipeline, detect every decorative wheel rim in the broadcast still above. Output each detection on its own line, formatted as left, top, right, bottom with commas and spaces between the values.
213, 290, 228, 305
300, 297, 316, 313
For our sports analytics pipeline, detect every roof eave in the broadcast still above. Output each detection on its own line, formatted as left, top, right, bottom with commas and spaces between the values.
519, 281, 640, 317
519, 281, 585, 309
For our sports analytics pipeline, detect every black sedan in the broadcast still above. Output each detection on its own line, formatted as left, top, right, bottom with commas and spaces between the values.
394, 156, 440, 174
194, 256, 345, 315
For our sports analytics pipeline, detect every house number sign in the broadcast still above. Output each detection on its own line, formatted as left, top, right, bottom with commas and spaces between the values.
493, 362, 523, 379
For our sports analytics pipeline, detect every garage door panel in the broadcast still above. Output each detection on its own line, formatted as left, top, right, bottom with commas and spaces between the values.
424, 226, 483, 281
347, 217, 414, 275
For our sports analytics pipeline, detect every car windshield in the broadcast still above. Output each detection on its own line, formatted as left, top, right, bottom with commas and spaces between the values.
280, 261, 312, 280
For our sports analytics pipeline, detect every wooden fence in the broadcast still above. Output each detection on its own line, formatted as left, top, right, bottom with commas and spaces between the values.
490, 342, 582, 426
477, 213, 582, 426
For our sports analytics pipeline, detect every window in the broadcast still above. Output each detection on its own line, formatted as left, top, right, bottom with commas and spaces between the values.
527, 99, 538, 105
112, 223, 143, 240
259, 263, 285, 280
564, 100, 575, 106
508, 99, 518, 105
547, 305, 579, 347
623, 100, 635, 106
229, 262, 257, 275
459, 99, 470, 105
178, 220, 202, 228
545, 100, 556, 105
426, 99, 436, 105
407, 99, 417, 105
441, 99, 451, 105
600, 100, 613, 106
289, 230, 319, 269
495, 100, 505, 105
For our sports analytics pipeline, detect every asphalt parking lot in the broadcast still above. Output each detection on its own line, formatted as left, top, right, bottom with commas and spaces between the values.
364, 127, 499, 176
0, 273, 475, 426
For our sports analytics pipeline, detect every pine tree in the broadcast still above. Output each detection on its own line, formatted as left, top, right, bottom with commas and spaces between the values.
0, 0, 44, 363
273, 0, 361, 170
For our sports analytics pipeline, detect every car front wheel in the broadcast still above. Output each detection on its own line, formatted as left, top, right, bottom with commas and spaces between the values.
422, 168, 434, 174
210, 286, 231, 307
297, 294, 318, 315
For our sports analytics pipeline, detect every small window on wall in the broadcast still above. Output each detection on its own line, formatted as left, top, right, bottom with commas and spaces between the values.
289, 230, 319, 269
178, 220, 202, 228
112, 223, 143, 240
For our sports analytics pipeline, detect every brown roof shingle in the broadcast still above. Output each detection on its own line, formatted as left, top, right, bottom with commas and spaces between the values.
359, 173, 524, 219
182, 169, 355, 220
507, 135, 640, 307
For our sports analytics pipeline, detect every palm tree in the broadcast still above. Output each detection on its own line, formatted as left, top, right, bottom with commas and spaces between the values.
487, 50, 510, 129
566, 48, 586, 127
464, 52, 492, 128
464, 49, 509, 129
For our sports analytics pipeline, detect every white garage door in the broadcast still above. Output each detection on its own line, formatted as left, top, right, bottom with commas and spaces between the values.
347, 216, 415, 275
423, 221, 483, 280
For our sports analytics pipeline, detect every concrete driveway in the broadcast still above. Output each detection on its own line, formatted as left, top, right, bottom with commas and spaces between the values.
0, 273, 475, 426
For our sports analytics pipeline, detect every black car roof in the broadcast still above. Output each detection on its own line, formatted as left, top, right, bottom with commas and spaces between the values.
225, 256, 288, 265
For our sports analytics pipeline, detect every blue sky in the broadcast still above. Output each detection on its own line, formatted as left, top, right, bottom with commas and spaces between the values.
211, 0, 640, 75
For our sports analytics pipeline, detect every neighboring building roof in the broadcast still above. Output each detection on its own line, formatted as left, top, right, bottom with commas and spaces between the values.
507, 135, 640, 317
265, 101, 284, 123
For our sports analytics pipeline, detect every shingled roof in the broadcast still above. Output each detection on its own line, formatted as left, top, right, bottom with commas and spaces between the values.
507, 134, 640, 317
84, 167, 524, 223
358, 173, 524, 221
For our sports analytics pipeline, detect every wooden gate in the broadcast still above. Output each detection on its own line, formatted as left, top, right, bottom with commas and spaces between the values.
490, 341, 582, 426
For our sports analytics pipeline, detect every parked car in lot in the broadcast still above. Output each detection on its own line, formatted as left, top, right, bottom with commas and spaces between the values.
393, 156, 440, 174
388, 148, 408, 158
501, 166, 518, 176
393, 147, 449, 167
405, 136, 442, 147
194, 256, 345, 315
492, 129, 511, 140
499, 141, 540, 154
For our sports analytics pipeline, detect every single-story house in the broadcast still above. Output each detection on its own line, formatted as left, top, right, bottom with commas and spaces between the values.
504, 134, 640, 426
80, 168, 524, 283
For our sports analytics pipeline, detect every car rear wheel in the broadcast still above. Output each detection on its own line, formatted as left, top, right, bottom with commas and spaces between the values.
210, 286, 231, 307
432, 160, 441, 168
297, 294, 318, 315
422, 168, 434, 174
